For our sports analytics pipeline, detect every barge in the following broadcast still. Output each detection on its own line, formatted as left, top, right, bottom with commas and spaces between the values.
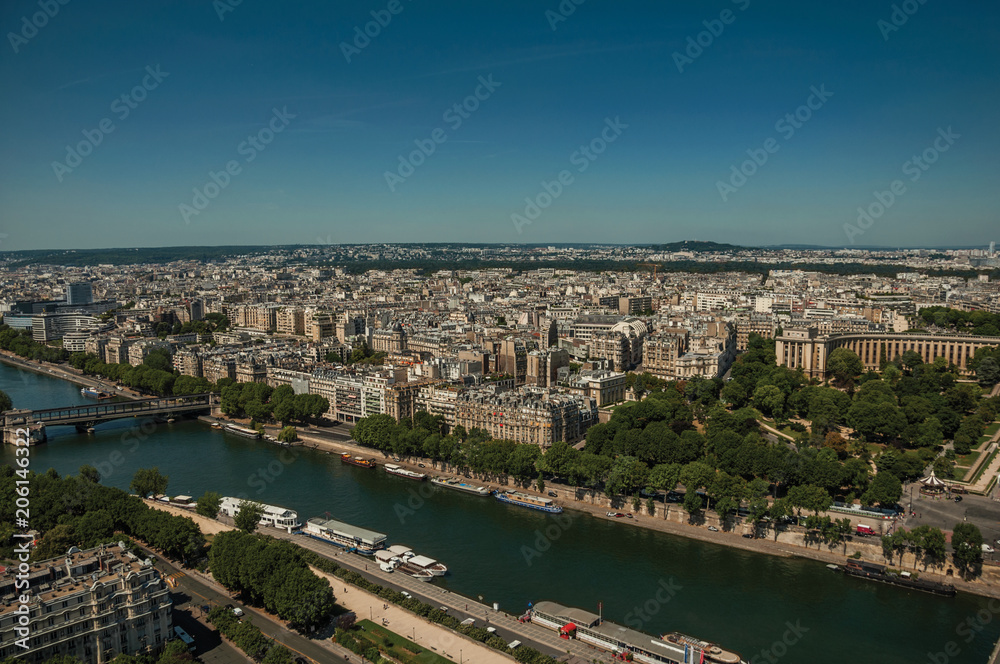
304, 516, 386, 554
842, 559, 956, 597
431, 476, 490, 496
222, 423, 261, 439
219, 497, 301, 533
384, 464, 426, 481
341, 453, 376, 468
494, 490, 562, 514
530, 601, 745, 664
386, 544, 448, 576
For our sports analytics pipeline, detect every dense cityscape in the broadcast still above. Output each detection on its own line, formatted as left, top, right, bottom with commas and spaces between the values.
1, 242, 999, 664
4, 1, 1000, 663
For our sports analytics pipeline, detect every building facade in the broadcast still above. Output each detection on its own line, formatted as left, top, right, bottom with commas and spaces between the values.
0, 543, 172, 664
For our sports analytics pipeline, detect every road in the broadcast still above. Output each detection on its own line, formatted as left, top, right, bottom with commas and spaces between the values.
150, 547, 363, 664
264, 527, 622, 664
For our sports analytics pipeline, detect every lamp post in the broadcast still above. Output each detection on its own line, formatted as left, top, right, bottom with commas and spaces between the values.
460, 650, 463, 664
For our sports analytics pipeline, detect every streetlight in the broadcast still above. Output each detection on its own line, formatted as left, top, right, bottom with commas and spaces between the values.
460, 650, 463, 664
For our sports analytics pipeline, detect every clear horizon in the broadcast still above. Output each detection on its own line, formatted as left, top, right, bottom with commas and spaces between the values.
1, 0, 998, 251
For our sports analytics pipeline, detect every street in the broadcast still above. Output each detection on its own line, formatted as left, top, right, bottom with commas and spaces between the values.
150, 548, 360, 664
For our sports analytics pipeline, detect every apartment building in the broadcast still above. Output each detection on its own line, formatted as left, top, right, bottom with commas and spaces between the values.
0, 543, 172, 664
455, 386, 596, 448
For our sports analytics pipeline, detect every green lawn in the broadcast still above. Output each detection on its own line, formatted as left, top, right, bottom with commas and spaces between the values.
985, 422, 1000, 437
357, 620, 453, 664
956, 451, 981, 467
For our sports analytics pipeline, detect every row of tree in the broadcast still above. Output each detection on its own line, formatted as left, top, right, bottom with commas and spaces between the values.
207, 605, 295, 663
0, 326, 68, 363
219, 382, 329, 425
0, 465, 205, 565
209, 530, 336, 631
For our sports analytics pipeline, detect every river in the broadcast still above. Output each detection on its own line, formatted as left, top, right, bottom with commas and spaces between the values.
2, 360, 997, 664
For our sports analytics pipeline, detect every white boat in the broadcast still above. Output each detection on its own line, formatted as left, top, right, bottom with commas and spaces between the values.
222, 423, 261, 439
384, 464, 427, 481
305, 516, 387, 554
387, 544, 447, 576
431, 476, 490, 496
219, 497, 301, 532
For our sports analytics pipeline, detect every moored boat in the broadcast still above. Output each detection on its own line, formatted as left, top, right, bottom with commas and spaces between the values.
341, 453, 376, 468
387, 544, 447, 576
384, 464, 426, 481
530, 601, 746, 664
305, 516, 386, 554
223, 423, 261, 439
842, 559, 956, 597
81, 386, 112, 399
494, 490, 562, 513
219, 497, 301, 533
431, 476, 490, 495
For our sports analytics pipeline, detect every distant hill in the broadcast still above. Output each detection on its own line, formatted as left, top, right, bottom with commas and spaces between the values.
648, 241, 749, 253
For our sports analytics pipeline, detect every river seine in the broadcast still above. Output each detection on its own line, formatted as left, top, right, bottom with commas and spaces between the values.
2, 361, 997, 664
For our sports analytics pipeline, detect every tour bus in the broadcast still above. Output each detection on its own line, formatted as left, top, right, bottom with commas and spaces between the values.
173, 626, 195, 651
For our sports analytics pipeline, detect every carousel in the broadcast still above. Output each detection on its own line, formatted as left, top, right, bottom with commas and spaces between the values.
918, 469, 949, 497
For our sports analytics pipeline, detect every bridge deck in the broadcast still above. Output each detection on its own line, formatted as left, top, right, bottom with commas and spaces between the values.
30, 393, 215, 425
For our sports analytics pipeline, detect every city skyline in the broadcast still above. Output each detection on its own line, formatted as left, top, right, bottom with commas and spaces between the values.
2, 0, 998, 250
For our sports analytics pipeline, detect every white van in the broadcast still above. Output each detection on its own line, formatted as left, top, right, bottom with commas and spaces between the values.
983, 544, 995, 554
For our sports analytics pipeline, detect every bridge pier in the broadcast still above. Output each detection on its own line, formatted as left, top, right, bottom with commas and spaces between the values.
3, 409, 47, 445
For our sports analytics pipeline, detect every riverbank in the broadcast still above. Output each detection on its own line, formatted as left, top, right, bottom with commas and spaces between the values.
0, 351, 144, 401
13, 353, 1000, 601
283, 429, 1000, 600
144, 501, 515, 664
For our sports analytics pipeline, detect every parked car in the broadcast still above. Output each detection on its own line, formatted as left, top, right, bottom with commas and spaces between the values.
983, 544, 995, 554
954, 495, 963, 502
625, 513, 634, 519
707, 526, 719, 532
400, 591, 412, 599
232, 607, 244, 618
548, 491, 558, 497
418, 463, 426, 468
606, 512, 625, 518
742, 533, 754, 539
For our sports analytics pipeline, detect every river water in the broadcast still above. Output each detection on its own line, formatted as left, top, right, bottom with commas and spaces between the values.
2, 360, 997, 664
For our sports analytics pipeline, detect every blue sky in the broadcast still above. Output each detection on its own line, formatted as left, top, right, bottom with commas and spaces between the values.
1, 0, 997, 250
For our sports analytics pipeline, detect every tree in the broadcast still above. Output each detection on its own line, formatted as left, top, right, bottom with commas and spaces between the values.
952, 522, 984, 575
861, 472, 902, 507
196, 491, 223, 518
827, 348, 863, 385
978, 357, 1000, 386
262, 645, 295, 664
786, 484, 832, 516
278, 426, 298, 443
0, 389, 11, 412
130, 467, 169, 498
234, 500, 265, 533
78, 464, 101, 483
606, 456, 650, 497
752, 385, 785, 419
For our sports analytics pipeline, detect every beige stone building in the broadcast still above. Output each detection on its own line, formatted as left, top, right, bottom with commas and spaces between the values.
0, 543, 172, 664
